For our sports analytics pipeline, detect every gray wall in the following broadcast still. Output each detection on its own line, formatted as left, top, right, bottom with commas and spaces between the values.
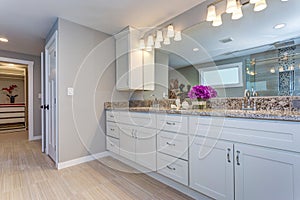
57, 18, 128, 163
0, 50, 41, 136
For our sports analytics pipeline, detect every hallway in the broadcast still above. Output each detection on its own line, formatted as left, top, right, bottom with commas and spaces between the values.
0, 132, 193, 200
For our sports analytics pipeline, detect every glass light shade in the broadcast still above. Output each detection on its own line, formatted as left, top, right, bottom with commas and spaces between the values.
254, 0, 267, 12
212, 15, 222, 27
156, 30, 163, 42
226, 0, 237, 13
206, 5, 217, 21
147, 35, 154, 46
174, 31, 182, 41
146, 45, 152, 52
232, 1, 243, 20
163, 37, 171, 45
139, 39, 145, 50
250, 0, 260, 3
154, 40, 161, 49
167, 25, 175, 38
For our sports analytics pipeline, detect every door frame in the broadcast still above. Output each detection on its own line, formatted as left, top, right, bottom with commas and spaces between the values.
0, 56, 34, 140
45, 30, 58, 164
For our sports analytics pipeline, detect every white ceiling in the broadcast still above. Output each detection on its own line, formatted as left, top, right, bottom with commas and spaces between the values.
0, 0, 205, 56
163, 0, 300, 68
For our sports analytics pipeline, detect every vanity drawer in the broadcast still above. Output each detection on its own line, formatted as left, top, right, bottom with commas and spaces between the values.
106, 122, 119, 138
157, 114, 188, 134
157, 152, 188, 186
118, 111, 156, 128
106, 110, 118, 122
106, 136, 120, 155
157, 131, 188, 160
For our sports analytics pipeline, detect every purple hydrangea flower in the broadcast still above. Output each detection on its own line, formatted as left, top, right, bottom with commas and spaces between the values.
188, 85, 217, 100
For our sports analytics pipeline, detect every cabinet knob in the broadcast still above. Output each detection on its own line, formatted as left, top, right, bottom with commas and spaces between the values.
166, 142, 176, 146
166, 122, 176, 126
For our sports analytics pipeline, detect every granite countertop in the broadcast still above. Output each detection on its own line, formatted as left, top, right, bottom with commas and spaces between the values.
105, 104, 300, 122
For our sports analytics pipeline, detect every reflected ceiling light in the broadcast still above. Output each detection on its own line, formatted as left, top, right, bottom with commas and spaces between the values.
147, 35, 154, 46
254, 0, 267, 12
206, 5, 217, 21
250, 0, 260, 3
212, 15, 223, 27
270, 67, 276, 74
232, 0, 243, 20
156, 30, 163, 42
174, 31, 182, 41
281, 0, 288, 1
0, 37, 8, 43
163, 37, 171, 45
139, 39, 145, 50
154, 40, 161, 49
193, 48, 199, 52
279, 66, 284, 72
167, 25, 175, 38
274, 23, 286, 29
226, 0, 237, 13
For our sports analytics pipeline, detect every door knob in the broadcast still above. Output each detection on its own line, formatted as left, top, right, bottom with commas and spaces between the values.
44, 105, 49, 110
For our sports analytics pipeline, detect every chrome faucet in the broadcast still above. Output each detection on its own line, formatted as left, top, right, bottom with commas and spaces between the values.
242, 89, 256, 111
151, 94, 159, 109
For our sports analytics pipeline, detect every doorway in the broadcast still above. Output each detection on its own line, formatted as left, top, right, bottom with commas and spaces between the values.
0, 57, 34, 140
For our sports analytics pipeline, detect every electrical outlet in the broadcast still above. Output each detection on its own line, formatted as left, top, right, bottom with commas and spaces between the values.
67, 88, 74, 96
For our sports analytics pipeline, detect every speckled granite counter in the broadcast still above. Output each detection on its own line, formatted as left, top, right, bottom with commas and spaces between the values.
104, 102, 300, 122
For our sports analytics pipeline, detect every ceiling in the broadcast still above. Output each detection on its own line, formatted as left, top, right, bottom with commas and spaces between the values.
162, 0, 300, 68
0, 0, 205, 56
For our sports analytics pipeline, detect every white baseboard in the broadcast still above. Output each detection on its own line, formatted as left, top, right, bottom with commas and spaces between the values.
57, 151, 109, 170
30, 135, 42, 141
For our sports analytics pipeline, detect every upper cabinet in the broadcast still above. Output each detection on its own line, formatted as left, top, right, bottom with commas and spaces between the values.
114, 26, 154, 91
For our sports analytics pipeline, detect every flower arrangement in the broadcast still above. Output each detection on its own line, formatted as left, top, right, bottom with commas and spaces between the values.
188, 85, 217, 100
2, 84, 18, 103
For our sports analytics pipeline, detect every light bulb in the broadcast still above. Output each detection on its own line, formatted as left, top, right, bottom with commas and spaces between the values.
139, 39, 145, 50
163, 37, 170, 45
174, 31, 182, 41
226, 0, 237, 13
212, 15, 222, 27
254, 0, 267, 12
167, 25, 175, 38
156, 30, 163, 42
232, 0, 243, 20
206, 5, 217, 21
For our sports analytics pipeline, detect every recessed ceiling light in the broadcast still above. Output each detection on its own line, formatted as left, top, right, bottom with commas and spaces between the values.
0, 37, 8, 43
193, 48, 199, 52
274, 23, 286, 29
281, 0, 288, 2
8, 64, 14, 66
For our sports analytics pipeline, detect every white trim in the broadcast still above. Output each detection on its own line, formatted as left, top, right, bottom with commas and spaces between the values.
32, 135, 42, 140
57, 151, 110, 170
0, 57, 34, 141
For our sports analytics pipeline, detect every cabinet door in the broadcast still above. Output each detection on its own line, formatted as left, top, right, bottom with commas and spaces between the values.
189, 136, 234, 200
116, 33, 130, 90
135, 127, 157, 171
235, 144, 300, 200
119, 125, 135, 162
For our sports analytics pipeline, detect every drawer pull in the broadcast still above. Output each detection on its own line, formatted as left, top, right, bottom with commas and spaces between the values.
110, 143, 114, 147
167, 165, 176, 171
166, 142, 176, 146
236, 151, 241, 166
227, 148, 231, 163
166, 122, 176, 126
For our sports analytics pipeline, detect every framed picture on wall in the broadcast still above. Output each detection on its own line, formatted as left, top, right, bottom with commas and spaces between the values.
199, 62, 243, 88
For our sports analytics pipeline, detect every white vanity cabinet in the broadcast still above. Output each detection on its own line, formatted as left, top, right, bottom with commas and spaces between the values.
106, 111, 120, 155
118, 111, 157, 171
189, 116, 300, 200
114, 26, 154, 91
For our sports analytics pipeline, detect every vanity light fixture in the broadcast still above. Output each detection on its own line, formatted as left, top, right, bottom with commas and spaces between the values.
174, 31, 182, 41
274, 23, 286, 29
167, 25, 175, 38
212, 15, 223, 27
226, 0, 238, 13
206, 4, 217, 21
154, 40, 161, 49
232, 0, 243, 20
163, 37, 171, 45
206, 0, 268, 26
139, 39, 145, 50
156, 30, 164, 42
0, 37, 8, 43
254, 0, 267, 12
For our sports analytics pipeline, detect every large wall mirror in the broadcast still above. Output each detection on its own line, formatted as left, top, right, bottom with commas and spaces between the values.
155, 0, 300, 98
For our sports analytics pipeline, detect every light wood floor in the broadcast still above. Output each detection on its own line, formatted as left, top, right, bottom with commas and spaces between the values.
0, 131, 194, 200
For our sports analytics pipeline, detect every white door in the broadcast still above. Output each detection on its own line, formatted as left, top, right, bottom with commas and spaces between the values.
119, 125, 136, 162
45, 31, 58, 162
135, 127, 156, 171
235, 144, 300, 200
189, 136, 234, 200
41, 52, 45, 152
